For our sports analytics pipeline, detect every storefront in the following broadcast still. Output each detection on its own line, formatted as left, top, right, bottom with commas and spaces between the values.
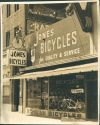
3, 3, 98, 121
22, 10, 98, 119
22, 11, 98, 119
7, 62, 97, 120
23, 63, 97, 120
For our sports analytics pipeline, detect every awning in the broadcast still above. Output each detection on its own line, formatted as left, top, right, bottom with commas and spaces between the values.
3, 62, 98, 81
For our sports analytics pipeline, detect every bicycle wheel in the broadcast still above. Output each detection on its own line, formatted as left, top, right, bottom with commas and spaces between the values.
62, 102, 69, 111
76, 102, 85, 112
57, 101, 63, 111
66, 101, 76, 112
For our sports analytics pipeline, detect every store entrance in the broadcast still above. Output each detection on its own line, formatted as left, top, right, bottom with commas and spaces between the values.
12, 79, 20, 111
86, 78, 98, 119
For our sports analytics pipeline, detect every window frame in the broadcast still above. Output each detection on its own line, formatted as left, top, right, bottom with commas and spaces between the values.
15, 4, 19, 12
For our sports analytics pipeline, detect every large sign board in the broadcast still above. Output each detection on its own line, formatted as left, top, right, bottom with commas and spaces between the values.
31, 15, 90, 68
8, 49, 27, 66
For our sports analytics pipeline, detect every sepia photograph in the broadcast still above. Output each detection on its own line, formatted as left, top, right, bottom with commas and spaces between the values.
0, 0, 99, 124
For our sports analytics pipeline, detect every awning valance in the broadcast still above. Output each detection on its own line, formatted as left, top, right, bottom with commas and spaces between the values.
3, 62, 98, 81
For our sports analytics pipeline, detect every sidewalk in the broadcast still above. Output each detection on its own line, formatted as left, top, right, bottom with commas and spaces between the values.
1, 107, 99, 124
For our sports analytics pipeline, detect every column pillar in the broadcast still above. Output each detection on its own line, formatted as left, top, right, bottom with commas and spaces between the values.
23, 79, 27, 113
18, 79, 23, 113
84, 74, 87, 119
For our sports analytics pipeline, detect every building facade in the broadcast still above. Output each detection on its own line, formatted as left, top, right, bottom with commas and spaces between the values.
2, 4, 26, 110
2, 2, 98, 121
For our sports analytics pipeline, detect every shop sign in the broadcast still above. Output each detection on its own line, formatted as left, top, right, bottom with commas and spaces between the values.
25, 108, 48, 117
31, 15, 90, 68
8, 49, 27, 66
27, 20, 49, 34
76, 75, 84, 79
25, 108, 85, 119
71, 88, 84, 94
48, 111, 85, 119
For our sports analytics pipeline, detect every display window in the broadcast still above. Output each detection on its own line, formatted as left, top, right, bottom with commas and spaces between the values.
26, 74, 85, 112
49, 75, 85, 113
25, 72, 97, 119
26, 79, 41, 108
26, 78, 49, 109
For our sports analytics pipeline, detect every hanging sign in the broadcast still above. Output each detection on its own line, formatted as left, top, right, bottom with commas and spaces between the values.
71, 88, 84, 94
8, 49, 27, 66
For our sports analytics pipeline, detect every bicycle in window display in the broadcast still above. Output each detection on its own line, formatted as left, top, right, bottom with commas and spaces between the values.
58, 97, 85, 112
49, 97, 85, 112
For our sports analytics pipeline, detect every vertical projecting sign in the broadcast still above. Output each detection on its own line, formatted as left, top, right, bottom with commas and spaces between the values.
8, 49, 27, 66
